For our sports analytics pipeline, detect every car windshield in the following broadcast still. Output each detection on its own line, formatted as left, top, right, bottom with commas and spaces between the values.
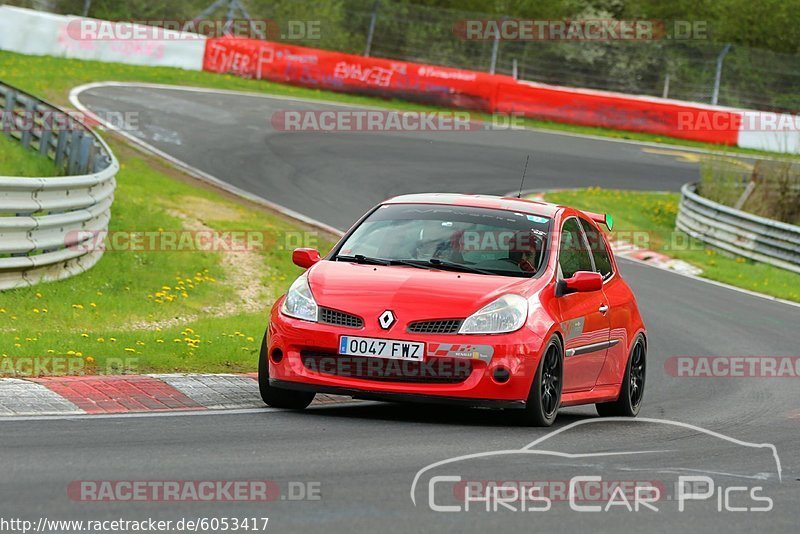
334, 203, 551, 277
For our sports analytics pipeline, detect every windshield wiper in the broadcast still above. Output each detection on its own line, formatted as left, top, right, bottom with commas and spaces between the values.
336, 255, 510, 276
337, 255, 433, 270
336, 254, 392, 265
405, 258, 499, 276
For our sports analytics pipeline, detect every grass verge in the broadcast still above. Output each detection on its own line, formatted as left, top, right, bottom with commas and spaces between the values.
543, 187, 800, 303
0, 50, 796, 160
0, 138, 336, 375
0, 133, 60, 177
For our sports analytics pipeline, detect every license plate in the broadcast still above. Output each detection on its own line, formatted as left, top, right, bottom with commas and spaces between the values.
339, 336, 425, 361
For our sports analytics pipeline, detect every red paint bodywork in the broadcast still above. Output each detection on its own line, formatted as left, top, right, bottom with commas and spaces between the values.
268, 194, 646, 408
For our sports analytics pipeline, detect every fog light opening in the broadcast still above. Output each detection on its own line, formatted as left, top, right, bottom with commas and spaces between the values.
492, 366, 510, 383
271, 347, 284, 363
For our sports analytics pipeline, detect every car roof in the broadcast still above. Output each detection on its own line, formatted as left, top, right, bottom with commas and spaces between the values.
382, 193, 562, 218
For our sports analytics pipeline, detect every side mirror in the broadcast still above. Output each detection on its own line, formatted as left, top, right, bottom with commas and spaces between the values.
292, 248, 321, 269
556, 271, 603, 296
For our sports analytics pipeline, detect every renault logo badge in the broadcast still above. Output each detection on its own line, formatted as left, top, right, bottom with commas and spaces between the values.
379, 310, 396, 330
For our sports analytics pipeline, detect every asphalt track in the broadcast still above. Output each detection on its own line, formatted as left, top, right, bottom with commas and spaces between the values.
1, 84, 798, 533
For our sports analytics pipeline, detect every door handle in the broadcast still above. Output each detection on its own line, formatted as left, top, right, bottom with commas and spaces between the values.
598, 304, 609, 314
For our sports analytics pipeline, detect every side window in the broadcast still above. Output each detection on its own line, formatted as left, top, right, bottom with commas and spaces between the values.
559, 218, 594, 279
580, 219, 614, 279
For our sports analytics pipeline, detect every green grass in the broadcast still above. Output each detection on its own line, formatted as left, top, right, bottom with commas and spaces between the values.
0, 133, 60, 176
543, 187, 800, 303
0, 50, 796, 159
0, 139, 336, 375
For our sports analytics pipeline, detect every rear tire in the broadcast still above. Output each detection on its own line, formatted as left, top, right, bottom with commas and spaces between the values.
258, 334, 315, 410
517, 336, 563, 427
596, 335, 646, 418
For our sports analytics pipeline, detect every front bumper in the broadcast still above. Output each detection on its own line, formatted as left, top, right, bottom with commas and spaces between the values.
270, 379, 527, 409
268, 305, 545, 405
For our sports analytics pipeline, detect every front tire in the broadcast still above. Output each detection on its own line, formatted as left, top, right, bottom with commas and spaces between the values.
517, 336, 563, 427
596, 335, 646, 418
258, 334, 315, 410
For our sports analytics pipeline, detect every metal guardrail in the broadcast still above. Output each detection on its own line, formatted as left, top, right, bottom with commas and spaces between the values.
676, 182, 800, 275
0, 81, 118, 291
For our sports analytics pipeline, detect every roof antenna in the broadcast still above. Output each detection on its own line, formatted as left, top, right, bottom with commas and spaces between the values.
517, 154, 530, 198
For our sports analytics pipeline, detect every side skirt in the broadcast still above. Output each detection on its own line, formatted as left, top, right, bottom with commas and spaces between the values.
560, 384, 621, 407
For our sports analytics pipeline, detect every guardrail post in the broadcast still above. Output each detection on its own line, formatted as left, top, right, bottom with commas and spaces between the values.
68, 130, 84, 175
364, 0, 380, 57
489, 18, 503, 74
54, 127, 68, 168
79, 135, 93, 175
3, 88, 16, 139
711, 43, 731, 106
20, 99, 35, 149
38, 125, 52, 157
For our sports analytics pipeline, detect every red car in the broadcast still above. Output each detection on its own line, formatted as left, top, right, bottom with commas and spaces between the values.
260, 194, 647, 426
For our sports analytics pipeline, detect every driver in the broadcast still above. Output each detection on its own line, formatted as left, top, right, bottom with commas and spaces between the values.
508, 230, 541, 273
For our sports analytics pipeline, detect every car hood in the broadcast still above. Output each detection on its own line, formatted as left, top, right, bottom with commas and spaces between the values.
307, 260, 542, 320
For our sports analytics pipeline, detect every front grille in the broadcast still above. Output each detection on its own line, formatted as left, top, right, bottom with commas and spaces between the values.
407, 319, 464, 334
301, 351, 472, 384
319, 307, 363, 329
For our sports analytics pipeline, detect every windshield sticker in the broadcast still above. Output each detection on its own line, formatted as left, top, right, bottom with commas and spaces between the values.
526, 215, 549, 224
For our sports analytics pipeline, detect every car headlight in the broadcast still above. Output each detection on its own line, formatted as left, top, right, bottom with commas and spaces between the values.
459, 294, 528, 334
280, 273, 318, 322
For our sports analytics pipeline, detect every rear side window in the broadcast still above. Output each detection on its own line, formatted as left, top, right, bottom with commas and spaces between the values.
558, 218, 594, 278
580, 218, 614, 279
